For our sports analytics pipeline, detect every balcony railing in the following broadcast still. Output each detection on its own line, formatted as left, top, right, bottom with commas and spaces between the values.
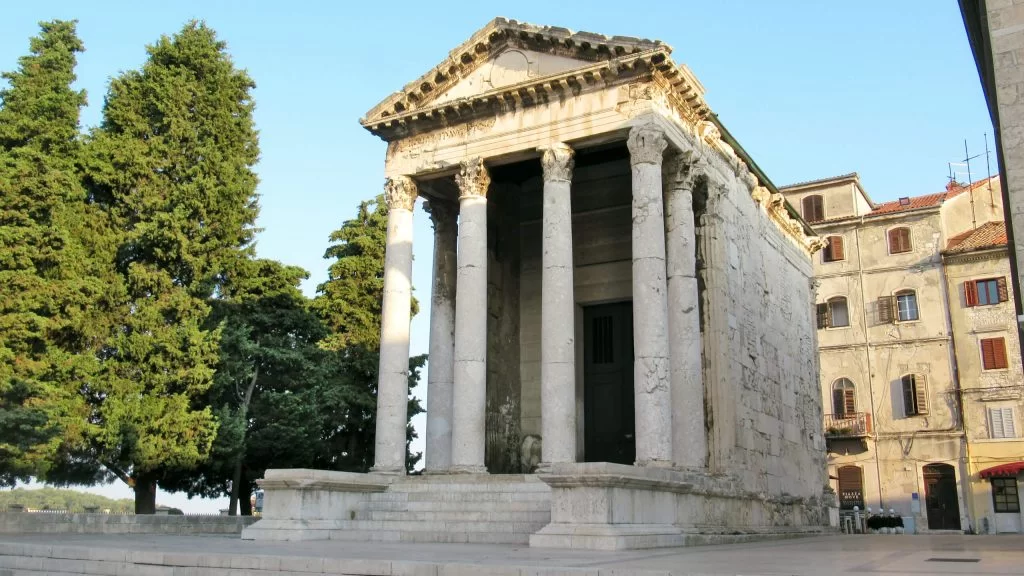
824, 412, 872, 438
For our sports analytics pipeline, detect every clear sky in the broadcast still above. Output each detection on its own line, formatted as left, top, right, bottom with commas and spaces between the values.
0, 1, 994, 512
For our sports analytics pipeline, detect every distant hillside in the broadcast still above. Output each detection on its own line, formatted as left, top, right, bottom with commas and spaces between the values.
0, 487, 134, 513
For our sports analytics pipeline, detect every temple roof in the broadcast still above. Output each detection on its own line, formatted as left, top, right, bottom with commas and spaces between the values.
359, 18, 708, 140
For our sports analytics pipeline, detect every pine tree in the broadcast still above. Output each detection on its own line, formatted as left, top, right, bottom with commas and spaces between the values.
0, 20, 104, 486
314, 195, 424, 472
82, 21, 260, 512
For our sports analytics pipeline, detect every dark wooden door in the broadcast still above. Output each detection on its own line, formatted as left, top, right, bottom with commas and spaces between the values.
583, 302, 635, 465
923, 463, 961, 530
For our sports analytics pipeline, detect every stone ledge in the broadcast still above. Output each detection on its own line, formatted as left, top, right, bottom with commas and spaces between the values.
257, 468, 392, 492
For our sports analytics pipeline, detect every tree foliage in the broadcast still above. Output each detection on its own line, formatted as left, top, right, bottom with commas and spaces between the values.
0, 20, 100, 487
79, 21, 260, 512
0, 487, 135, 514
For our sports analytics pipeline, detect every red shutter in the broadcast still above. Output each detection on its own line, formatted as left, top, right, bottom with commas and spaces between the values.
998, 277, 1009, 303
994, 338, 1008, 369
965, 281, 978, 307
889, 228, 910, 253
831, 236, 844, 261
844, 389, 856, 415
982, 339, 998, 370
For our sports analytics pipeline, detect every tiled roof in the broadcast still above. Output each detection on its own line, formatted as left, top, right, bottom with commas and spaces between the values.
945, 221, 1008, 253
870, 176, 997, 216
778, 172, 859, 190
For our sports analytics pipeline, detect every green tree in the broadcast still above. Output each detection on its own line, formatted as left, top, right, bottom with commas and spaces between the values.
0, 20, 105, 486
314, 196, 424, 472
81, 21, 260, 513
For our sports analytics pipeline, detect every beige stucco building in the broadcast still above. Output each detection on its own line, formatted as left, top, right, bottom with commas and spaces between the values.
244, 18, 832, 549
782, 173, 1024, 533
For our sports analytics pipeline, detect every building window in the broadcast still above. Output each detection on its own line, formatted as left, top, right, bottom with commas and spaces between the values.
902, 374, 928, 417
966, 277, 1009, 307
992, 478, 1020, 513
989, 407, 1017, 439
816, 297, 850, 329
888, 227, 912, 254
832, 378, 856, 416
981, 337, 1009, 370
837, 465, 865, 510
823, 235, 845, 263
802, 195, 824, 223
895, 290, 919, 322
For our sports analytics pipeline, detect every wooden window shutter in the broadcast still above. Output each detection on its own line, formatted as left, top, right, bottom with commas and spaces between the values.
965, 281, 978, 307
831, 236, 844, 261
914, 376, 928, 415
998, 277, 1009, 303
990, 407, 1005, 438
844, 389, 856, 415
838, 466, 863, 490
981, 338, 1007, 370
1004, 407, 1017, 438
902, 376, 916, 416
878, 296, 894, 324
889, 228, 911, 253
994, 338, 1008, 369
817, 303, 830, 329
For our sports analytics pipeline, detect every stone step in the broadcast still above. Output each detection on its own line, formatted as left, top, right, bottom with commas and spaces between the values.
385, 480, 550, 493
367, 490, 551, 502
361, 499, 551, 512
354, 509, 550, 523
335, 519, 548, 535
327, 528, 537, 544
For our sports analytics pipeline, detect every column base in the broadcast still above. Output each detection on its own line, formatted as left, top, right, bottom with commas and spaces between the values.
447, 465, 488, 474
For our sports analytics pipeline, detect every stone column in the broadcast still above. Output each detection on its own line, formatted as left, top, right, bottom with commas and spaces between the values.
423, 199, 458, 473
664, 152, 708, 469
626, 124, 673, 466
450, 158, 490, 474
371, 176, 418, 475
539, 143, 577, 468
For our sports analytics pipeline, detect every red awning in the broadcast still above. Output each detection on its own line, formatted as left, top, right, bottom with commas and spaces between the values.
979, 462, 1024, 479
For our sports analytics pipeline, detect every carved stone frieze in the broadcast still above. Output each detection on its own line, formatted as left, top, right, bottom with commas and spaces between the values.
455, 157, 491, 199
627, 124, 668, 165
539, 143, 575, 182
384, 176, 418, 210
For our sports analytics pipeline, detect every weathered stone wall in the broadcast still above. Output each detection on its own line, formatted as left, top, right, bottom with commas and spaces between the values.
0, 512, 256, 535
698, 170, 826, 500
485, 182, 523, 473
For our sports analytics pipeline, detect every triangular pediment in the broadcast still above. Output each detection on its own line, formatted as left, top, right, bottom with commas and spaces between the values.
361, 17, 669, 126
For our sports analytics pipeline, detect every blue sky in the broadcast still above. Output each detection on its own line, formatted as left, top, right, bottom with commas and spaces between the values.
0, 1, 993, 511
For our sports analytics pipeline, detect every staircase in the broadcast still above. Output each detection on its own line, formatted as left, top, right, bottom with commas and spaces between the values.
332, 474, 551, 544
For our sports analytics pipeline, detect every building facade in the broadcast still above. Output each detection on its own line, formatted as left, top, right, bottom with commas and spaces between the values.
782, 173, 1024, 533
245, 18, 833, 549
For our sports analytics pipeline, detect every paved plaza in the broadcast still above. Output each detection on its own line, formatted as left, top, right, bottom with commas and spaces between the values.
1, 533, 1022, 575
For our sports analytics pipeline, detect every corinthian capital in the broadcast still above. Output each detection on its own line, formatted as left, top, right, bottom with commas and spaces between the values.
455, 157, 491, 199
384, 176, 418, 211
423, 198, 458, 231
539, 143, 575, 182
663, 150, 707, 191
627, 124, 668, 166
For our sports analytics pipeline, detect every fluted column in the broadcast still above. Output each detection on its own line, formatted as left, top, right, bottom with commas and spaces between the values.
371, 176, 418, 475
664, 152, 708, 469
626, 124, 673, 466
424, 199, 458, 473
539, 143, 577, 468
450, 158, 490, 474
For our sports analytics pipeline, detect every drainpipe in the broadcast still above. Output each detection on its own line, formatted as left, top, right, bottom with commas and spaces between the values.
855, 223, 886, 510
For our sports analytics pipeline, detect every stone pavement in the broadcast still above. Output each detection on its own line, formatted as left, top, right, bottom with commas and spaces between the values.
0, 532, 1019, 569
1, 533, 1023, 575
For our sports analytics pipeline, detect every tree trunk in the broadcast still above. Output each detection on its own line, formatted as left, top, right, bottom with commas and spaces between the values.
239, 468, 253, 516
229, 363, 259, 516
134, 473, 157, 515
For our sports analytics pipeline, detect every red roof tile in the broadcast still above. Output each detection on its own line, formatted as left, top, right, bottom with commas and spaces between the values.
945, 221, 1008, 253
870, 176, 996, 215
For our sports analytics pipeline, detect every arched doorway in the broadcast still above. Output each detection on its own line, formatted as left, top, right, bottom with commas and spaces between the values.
923, 463, 961, 530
